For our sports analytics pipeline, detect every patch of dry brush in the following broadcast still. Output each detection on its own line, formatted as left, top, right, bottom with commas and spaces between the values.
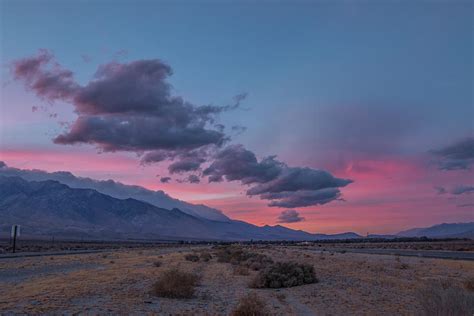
231, 293, 270, 316
152, 268, 200, 299
251, 261, 318, 288
417, 279, 474, 316
214, 246, 273, 270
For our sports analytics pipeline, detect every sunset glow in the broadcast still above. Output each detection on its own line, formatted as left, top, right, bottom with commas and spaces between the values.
1, 0, 473, 235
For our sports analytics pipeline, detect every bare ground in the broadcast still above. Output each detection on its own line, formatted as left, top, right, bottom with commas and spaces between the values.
0, 245, 473, 315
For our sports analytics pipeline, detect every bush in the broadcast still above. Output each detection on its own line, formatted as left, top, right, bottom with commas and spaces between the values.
153, 260, 162, 267
215, 246, 251, 264
243, 254, 274, 271
417, 280, 474, 316
185, 254, 200, 262
151, 269, 200, 298
231, 293, 270, 316
214, 246, 273, 270
251, 261, 317, 288
200, 252, 212, 262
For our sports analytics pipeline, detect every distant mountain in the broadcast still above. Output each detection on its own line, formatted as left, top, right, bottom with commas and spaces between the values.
397, 222, 474, 239
0, 176, 361, 241
0, 161, 229, 222
367, 234, 397, 239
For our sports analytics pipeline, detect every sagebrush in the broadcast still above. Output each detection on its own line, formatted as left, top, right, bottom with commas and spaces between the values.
251, 261, 317, 288
152, 269, 200, 298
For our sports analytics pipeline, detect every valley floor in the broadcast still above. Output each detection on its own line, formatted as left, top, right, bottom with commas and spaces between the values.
0, 245, 473, 315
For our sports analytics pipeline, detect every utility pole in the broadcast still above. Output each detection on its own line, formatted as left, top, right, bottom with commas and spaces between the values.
11, 225, 19, 253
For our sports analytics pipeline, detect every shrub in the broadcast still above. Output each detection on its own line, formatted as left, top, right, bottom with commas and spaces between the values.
231, 293, 270, 316
200, 252, 212, 262
151, 269, 200, 298
153, 260, 162, 267
215, 246, 251, 264
243, 254, 274, 271
417, 280, 474, 316
185, 254, 200, 262
251, 261, 317, 288
214, 246, 273, 270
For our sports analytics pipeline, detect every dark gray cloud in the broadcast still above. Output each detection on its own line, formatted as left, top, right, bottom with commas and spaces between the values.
431, 137, 474, 171
160, 177, 171, 183
12, 50, 236, 156
141, 147, 210, 175
176, 174, 201, 184
247, 167, 352, 196
263, 188, 343, 208
204, 145, 352, 208
277, 209, 305, 223
187, 175, 200, 184
451, 185, 474, 195
203, 145, 284, 184
167, 149, 208, 174
168, 158, 203, 174
12, 50, 79, 101
141, 150, 174, 163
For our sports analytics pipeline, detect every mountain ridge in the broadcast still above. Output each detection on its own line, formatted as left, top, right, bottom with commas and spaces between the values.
396, 222, 474, 239
0, 161, 229, 222
0, 176, 364, 241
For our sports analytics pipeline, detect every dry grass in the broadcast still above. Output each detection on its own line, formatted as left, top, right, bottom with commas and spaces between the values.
1, 245, 473, 315
231, 293, 270, 316
417, 280, 474, 316
151, 268, 200, 298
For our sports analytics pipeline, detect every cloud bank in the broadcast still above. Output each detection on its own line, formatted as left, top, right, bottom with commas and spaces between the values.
204, 145, 352, 207
12, 51, 353, 208
12, 50, 232, 158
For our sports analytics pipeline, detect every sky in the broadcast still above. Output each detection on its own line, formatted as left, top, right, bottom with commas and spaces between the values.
0, 0, 473, 234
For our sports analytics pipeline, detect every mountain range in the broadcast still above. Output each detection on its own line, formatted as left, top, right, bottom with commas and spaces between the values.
0, 176, 361, 240
396, 222, 474, 239
0, 162, 472, 241
0, 161, 229, 222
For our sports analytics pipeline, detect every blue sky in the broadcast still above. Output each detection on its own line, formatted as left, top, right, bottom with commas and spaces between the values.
1, 0, 473, 233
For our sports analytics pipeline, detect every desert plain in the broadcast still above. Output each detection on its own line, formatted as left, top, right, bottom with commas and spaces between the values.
0, 241, 473, 315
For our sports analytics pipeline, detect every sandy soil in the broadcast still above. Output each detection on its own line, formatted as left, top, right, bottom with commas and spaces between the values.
0, 245, 473, 315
